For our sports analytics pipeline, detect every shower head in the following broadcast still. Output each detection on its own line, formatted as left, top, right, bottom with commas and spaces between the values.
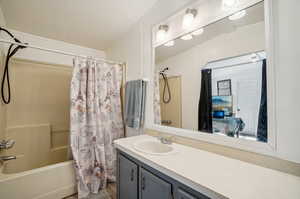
159, 67, 169, 74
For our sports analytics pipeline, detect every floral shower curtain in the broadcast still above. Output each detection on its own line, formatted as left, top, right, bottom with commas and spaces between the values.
153, 70, 161, 125
70, 58, 124, 198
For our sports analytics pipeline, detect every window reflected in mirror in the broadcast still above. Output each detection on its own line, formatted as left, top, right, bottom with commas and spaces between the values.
154, 2, 267, 143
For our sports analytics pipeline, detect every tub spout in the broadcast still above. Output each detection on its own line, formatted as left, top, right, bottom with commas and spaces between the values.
0, 155, 16, 162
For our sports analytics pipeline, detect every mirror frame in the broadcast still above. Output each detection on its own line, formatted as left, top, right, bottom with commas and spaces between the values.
148, 0, 278, 157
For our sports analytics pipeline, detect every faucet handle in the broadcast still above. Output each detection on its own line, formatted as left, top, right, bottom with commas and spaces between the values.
0, 139, 15, 150
157, 136, 173, 144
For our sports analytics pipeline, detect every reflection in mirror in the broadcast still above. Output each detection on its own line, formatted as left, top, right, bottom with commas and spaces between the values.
154, 2, 268, 142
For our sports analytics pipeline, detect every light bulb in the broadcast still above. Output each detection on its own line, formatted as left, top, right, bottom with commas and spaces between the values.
156, 29, 166, 42
182, 9, 197, 30
192, 28, 204, 36
228, 10, 246, 20
182, 13, 194, 29
222, 0, 239, 11
164, 40, 175, 47
180, 34, 193, 41
156, 25, 169, 42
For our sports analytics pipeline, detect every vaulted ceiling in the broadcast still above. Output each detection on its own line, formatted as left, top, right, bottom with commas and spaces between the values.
0, 0, 159, 50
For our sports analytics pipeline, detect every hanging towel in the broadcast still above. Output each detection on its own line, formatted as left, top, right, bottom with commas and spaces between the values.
125, 80, 147, 129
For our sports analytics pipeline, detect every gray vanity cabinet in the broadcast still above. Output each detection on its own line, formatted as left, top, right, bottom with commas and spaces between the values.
118, 154, 138, 199
117, 150, 211, 199
140, 168, 172, 199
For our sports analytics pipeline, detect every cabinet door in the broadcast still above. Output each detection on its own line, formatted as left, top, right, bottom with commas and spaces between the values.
118, 155, 138, 199
177, 188, 198, 199
140, 168, 172, 199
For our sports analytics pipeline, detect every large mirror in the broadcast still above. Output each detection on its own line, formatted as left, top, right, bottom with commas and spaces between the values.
154, 1, 268, 143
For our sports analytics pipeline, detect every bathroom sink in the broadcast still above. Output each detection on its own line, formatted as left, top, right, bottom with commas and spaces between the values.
133, 140, 175, 155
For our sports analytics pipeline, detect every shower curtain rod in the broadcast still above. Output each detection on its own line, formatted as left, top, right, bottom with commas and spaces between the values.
0, 39, 125, 65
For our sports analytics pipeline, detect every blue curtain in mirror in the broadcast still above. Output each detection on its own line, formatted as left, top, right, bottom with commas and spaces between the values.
198, 69, 212, 133
257, 59, 268, 142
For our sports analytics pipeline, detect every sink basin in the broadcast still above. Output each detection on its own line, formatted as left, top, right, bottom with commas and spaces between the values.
133, 140, 175, 155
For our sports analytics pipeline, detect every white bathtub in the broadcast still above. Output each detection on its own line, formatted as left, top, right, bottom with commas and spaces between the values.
0, 161, 76, 199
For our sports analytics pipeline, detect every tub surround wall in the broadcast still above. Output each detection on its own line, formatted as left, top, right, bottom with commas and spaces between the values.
2, 58, 72, 173
0, 52, 6, 143
0, 2, 6, 142
0, 23, 107, 172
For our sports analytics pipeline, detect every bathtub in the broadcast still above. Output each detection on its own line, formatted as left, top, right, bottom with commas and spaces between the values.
0, 160, 76, 199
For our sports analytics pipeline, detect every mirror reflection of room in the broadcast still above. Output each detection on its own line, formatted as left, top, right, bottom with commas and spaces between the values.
155, 2, 267, 142
201, 52, 267, 142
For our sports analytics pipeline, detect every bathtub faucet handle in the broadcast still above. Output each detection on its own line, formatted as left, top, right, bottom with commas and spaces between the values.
0, 139, 15, 150
0, 155, 16, 162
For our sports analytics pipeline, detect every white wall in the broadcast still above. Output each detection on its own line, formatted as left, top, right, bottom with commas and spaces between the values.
272, 0, 300, 163
106, 0, 300, 163
106, 0, 197, 137
0, 29, 106, 66
106, 24, 142, 81
157, 22, 265, 131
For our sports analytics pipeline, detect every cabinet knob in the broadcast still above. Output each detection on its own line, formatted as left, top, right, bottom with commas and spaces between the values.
130, 168, 134, 181
141, 176, 146, 190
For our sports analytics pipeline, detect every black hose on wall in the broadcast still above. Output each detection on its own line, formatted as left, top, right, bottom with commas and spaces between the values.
0, 27, 26, 104
161, 73, 171, 104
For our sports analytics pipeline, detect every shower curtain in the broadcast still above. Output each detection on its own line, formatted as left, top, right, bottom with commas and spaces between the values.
257, 59, 268, 142
198, 69, 212, 133
70, 58, 124, 198
153, 69, 161, 125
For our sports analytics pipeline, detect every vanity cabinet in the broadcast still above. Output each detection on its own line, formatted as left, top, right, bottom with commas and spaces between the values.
117, 150, 210, 199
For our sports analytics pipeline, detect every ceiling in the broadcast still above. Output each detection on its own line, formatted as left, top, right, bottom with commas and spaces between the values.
0, 0, 159, 50
156, 2, 265, 63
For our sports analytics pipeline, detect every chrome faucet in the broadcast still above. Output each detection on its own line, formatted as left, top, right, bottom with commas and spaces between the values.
0, 139, 15, 150
0, 139, 17, 163
158, 136, 173, 145
0, 155, 16, 162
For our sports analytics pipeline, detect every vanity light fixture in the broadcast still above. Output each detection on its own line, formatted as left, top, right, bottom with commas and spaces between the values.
228, 10, 247, 20
164, 40, 175, 47
156, 25, 169, 42
182, 8, 198, 30
191, 28, 204, 36
222, 0, 239, 11
180, 34, 193, 41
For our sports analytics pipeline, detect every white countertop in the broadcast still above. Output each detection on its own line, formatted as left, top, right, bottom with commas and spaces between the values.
114, 135, 300, 199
